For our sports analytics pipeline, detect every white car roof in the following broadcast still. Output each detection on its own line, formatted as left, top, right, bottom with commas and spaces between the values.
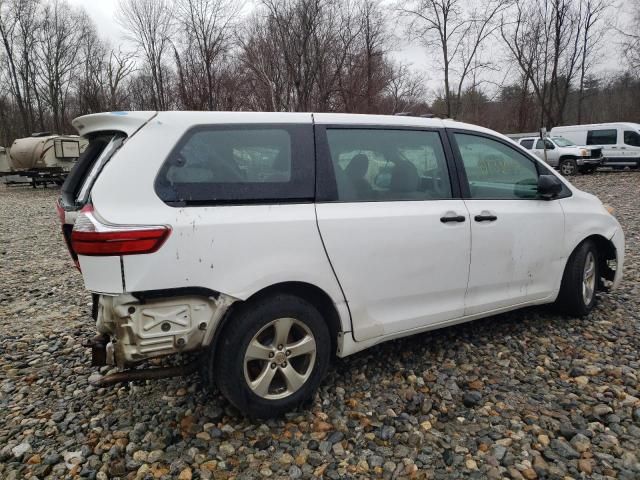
72, 111, 513, 142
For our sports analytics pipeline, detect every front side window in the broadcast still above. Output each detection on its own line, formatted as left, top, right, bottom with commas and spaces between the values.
454, 133, 539, 199
535, 139, 555, 149
624, 130, 640, 147
325, 129, 452, 201
587, 129, 617, 145
156, 125, 313, 204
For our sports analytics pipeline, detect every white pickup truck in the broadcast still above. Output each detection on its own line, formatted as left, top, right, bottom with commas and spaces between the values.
517, 136, 603, 175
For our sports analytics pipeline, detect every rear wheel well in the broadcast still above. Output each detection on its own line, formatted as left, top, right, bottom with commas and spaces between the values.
211, 282, 343, 361
576, 234, 617, 289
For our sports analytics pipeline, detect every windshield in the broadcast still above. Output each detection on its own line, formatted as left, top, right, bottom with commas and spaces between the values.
551, 137, 575, 147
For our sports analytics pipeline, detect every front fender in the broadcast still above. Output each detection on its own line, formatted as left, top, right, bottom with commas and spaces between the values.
559, 194, 624, 289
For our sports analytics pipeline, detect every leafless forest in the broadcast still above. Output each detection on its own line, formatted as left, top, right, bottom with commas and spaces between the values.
1, 0, 639, 146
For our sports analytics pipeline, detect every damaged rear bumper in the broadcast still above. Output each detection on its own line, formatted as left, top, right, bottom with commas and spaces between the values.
92, 291, 236, 369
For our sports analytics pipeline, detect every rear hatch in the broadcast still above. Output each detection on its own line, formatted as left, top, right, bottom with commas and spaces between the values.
58, 112, 157, 263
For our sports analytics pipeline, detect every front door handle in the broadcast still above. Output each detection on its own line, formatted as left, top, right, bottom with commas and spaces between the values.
474, 214, 497, 222
440, 215, 466, 223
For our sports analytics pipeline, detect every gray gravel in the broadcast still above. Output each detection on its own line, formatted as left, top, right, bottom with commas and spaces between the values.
1, 172, 640, 479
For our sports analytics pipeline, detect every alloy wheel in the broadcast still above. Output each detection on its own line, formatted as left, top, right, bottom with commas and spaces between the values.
243, 317, 316, 400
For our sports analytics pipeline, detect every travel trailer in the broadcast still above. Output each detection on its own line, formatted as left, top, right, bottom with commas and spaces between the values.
0, 146, 10, 173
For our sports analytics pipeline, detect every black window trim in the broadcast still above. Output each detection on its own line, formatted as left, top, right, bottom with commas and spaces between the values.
446, 128, 572, 201
154, 123, 315, 207
314, 124, 462, 203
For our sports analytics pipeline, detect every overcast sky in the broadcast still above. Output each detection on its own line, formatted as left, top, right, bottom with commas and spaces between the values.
66, 0, 626, 100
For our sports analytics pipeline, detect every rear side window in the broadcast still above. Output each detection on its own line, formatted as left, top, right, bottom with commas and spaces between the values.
624, 130, 640, 147
587, 129, 617, 145
324, 129, 452, 201
520, 139, 534, 149
156, 125, 314, 205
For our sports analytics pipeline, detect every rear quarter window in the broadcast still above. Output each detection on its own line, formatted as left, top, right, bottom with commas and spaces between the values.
156, 125, 314, 205
61, 133, 124, 209
624, 130, 640, 147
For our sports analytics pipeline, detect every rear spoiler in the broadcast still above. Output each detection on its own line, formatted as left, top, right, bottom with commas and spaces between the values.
72, 111, 157, 137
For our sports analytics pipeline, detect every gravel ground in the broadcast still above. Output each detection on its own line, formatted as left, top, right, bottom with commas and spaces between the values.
1, 173, 639, 480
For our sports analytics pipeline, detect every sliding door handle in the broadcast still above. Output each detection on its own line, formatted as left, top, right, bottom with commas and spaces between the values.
474, 214, 497, 222
440, 215, 466, 223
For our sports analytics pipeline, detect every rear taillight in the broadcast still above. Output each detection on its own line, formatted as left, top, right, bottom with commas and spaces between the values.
71, 205, 171, 256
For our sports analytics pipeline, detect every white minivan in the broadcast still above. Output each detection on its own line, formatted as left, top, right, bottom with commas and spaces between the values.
550, 123, 640, 169
58, 112, 624, 417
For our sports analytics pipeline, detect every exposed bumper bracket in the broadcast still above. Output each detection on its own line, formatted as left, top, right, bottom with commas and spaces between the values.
88, 360, 199, 386
84, 334, 110, 367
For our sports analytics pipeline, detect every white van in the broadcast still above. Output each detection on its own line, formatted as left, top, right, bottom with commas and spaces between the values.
550, 123, 640, 169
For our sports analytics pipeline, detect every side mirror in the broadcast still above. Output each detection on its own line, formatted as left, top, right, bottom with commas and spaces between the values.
537, 174, 563, 199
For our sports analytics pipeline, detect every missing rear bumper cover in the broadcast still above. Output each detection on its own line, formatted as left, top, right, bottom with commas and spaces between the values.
95, 291, 237, 368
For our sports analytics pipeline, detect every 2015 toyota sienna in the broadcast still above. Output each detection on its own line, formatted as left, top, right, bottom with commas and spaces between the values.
57, 111, 624, 418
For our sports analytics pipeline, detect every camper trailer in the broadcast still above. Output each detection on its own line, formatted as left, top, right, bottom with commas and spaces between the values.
5, 133, 88, 186
0, 146, 10, 174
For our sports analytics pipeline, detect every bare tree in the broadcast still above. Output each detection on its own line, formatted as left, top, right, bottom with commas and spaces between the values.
77, 19, 108, 114
620, 0, 640, 73
383, 62, 427, 113
174, 0, 240, 110
105, 47, 136, 110
0, 0, 42, 132
117, 0, 174, 110
333, 0, 392, 113
399, 0, 509, 118
501, 0, 585, 127
577, 0, 607, 122
35, 0, 90, 132
240, 0, 359, 112
355, 0, 388, 112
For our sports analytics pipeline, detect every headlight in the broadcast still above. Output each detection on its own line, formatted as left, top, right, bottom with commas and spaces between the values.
579, 149, 589, 156
603, 204, 615, 215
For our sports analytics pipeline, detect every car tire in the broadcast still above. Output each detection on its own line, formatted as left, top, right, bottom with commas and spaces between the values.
555, 240, 599, 316
559, 158, 578, 176
207, 293, 331, 418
